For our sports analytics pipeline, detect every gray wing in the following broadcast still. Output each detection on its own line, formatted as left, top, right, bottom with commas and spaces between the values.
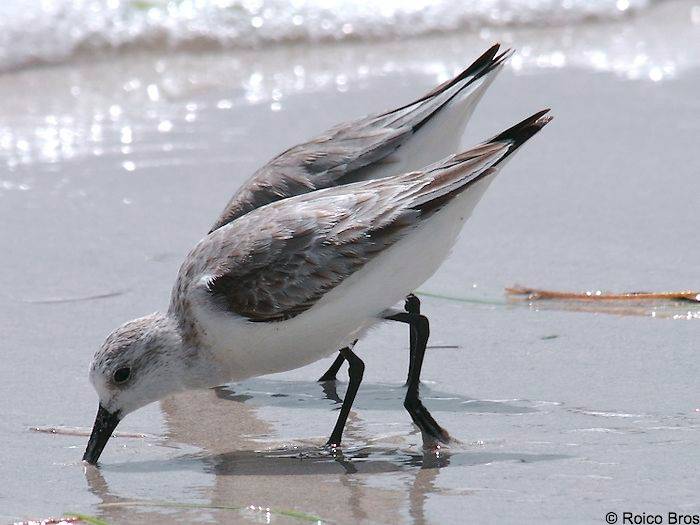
208, 44, 510, 233
186, 110, 551, 323
196, 147, 513, 322
203, 188, 420, 321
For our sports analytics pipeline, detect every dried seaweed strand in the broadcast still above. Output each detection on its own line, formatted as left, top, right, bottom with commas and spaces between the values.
506, 286, 700, 303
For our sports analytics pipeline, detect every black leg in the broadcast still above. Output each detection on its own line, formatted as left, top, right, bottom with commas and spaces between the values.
404, 294, 421, 386
319, 292, 417, 385
386, 310, 451, 447
326, 346, 365, 447
318, 339, 358, 381
318, 353, 346, 382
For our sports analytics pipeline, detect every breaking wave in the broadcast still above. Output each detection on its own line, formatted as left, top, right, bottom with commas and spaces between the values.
0, 0, 654, 72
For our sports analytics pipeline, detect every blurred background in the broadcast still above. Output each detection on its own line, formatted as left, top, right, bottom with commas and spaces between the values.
0, 0, 697, 170
1, 1, 698, 524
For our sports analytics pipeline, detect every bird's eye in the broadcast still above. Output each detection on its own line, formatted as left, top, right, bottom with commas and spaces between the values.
113, 367, 131, 384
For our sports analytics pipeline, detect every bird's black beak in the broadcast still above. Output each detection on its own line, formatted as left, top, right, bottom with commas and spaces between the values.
82, 404, 120, 465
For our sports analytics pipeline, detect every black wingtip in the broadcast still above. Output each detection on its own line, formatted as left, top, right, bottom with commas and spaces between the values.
440, 43, 509, 91
455, 43, 501, 82
399, 43, 505, 111
376, 43, 512, 133
489, 109, 552, 150
492, 47, 514, 68
408, 44, 509, 133
414, 109, 552, 216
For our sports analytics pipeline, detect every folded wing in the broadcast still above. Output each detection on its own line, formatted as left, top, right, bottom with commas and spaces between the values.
184, 111, 551, 323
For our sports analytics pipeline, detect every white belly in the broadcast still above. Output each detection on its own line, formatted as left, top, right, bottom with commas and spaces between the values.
194, 175, 495, 382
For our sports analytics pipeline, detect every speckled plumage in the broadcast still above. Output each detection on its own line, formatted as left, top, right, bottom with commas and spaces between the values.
170, 141, 508, 330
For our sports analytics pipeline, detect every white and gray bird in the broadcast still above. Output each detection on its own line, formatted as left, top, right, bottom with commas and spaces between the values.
83, 44, 551, 464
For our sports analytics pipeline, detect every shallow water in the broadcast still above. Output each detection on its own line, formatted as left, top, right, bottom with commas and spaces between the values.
0, 0, 658, 72
1, 3, 699, 524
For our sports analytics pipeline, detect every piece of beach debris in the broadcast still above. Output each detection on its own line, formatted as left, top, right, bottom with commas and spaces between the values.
506, 286, 700, 303
7, 290, 127, 304
30, 425, 153, 439
13, 519, 78, 525
13, 514, 107, 525
416, 288, 698, 319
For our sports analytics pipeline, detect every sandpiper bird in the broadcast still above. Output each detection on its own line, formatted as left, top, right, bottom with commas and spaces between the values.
83, 45, 552, 464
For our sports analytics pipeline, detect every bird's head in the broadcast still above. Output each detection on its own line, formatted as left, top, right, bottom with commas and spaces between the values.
83, 312, 185, 464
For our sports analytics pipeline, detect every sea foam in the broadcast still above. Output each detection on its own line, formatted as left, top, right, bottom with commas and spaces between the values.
0, 0, 653, 72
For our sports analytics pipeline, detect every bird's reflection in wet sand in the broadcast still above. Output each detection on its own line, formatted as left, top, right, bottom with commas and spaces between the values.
163, 381, 435, 523
84, 379, 565, 524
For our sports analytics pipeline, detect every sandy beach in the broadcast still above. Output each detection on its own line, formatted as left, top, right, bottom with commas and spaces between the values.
1, 1, 699, 523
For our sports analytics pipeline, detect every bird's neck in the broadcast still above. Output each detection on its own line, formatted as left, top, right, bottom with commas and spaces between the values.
148, 313, 226, 393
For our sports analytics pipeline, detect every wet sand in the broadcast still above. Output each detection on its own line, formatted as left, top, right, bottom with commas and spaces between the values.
1, 2, 699, 523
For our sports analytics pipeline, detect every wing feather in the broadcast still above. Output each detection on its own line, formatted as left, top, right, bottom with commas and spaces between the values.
204, 188, 417, 321
208, 44, 509, 232
173, 110, 551, 324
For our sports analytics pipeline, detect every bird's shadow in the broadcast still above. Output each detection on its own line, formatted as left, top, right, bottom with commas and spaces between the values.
213, 377, 539, 414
